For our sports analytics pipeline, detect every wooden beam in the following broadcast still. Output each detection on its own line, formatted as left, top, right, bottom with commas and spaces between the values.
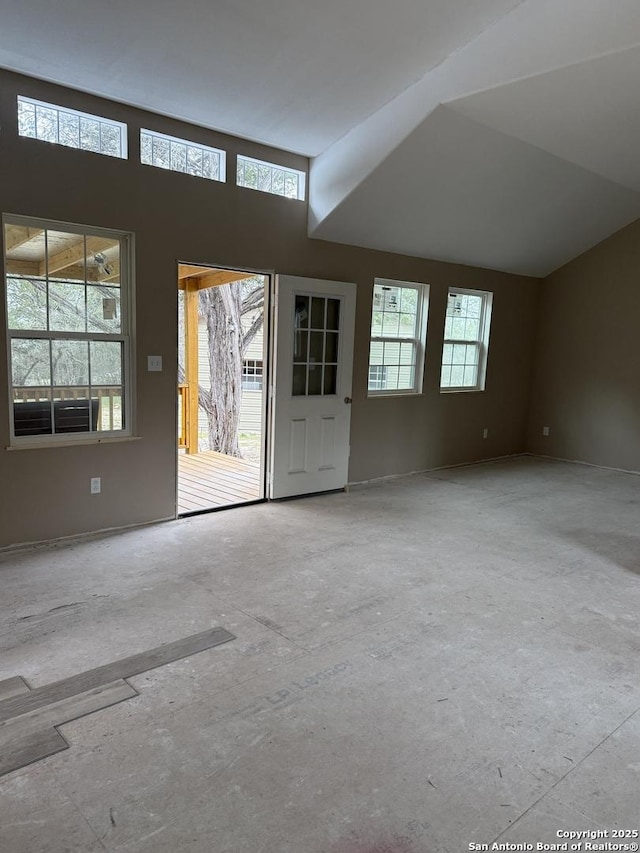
177, 266, 251, 289
4, 259, 40, 277
41, 236, 116, 277
194, 270, 252, 289
4, 225, 43, 253
184, 280, 200, 455
178, 264, 211, 281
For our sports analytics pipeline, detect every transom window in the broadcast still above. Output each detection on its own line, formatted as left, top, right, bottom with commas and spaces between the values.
3, 216, 133, 443
140, 129, 225, 182
242, 359, 263, 391
17, 96, 127, 159
440, 288, 493, 391
368, 279, 428, 395
237, 155, 306, 201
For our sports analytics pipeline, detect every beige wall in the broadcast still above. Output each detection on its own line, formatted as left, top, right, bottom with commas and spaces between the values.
0, 70, 539, 548
527, 218, 640, 472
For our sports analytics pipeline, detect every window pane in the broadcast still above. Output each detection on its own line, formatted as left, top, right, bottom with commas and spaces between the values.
325, 332, 338, 363
450, 365, 464, 386
399, 342, 414, 364
369, 341, 384, 366
272, 169, 285, 195
399, 287, 417, 314
310, 297, 325, 329
398, 365, 414, 387
88, 238, 120, 286
371, 311, 384, 335
398, 312, 417, 339
53, 393, 94, 433
11, 338, 51, 386
6, 277, 48, 330
381, 312, 400, 336
87, 285, 121, 333
171, 141, 187, 173
80, 116, 101, 152
292, 364, 306, 396
59, 111, 80, 148
46, 231, 86, 282
95, 389, 123, 430
309, 331, 324, 363
153, 136, 170, 168
140, 131, 153, 164
186, 146, 203, 177
17, 99, 36, 137
323, 365, 337, 395
308, 364, 322, 395
326, 299, 340, 331
293, 330, 308, 362
90, 341, 122, 385
52, 340, 89, 385
35, 104, 57, 143
295, 295, 309, 328
452, 344, 467, 365
463, 366, 478, 386
446, 292, 483, 341
100, 123, 121, 157
49, 281, 86, 332
384, 341, 401, 364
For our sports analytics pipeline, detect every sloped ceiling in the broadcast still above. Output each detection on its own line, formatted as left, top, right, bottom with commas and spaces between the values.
1, 0, 640, 276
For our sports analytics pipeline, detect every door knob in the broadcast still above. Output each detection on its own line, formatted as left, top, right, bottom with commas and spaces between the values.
344, 396, 352, 404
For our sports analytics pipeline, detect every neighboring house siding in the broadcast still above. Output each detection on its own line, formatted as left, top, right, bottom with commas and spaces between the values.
197, 318, 263, 441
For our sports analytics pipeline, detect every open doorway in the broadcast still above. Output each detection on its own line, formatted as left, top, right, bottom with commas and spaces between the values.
177, 264, 268, 514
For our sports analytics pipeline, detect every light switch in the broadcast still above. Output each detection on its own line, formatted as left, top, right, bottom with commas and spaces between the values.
148, 355, 163, 372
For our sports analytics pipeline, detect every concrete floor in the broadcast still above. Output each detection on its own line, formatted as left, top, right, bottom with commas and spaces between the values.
1, 455, 639, 853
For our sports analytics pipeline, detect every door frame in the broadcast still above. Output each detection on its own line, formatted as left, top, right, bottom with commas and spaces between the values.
175, 259, 274, 516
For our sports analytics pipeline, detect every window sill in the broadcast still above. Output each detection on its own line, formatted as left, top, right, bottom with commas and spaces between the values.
367, 390, 422, 399
6, 435, 142, 451
439, 387, 484, 394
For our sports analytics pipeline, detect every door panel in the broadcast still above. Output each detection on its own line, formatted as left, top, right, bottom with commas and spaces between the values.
270, 275, 356, 499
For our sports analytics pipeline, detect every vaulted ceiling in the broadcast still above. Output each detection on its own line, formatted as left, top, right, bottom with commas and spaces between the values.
2, 0, 640, 277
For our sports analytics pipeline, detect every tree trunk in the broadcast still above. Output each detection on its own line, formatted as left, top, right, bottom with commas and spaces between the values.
199, 284, 243, 456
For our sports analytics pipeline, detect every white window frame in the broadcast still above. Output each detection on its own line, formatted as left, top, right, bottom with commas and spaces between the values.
17, 95, 128, 159
440, 287, 493, 393
368, 278, 429, 397
140, 128, 226, 182
241, 358, 263, 391
236, 154, 306, 200
3, 214, 135, 447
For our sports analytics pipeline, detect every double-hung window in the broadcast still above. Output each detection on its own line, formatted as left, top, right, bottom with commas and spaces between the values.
3, 216, 133, 443
440, 288, 492, 391
368, 278, 428, 395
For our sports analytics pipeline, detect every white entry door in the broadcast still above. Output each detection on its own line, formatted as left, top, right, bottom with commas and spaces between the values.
270, 275, 356, 499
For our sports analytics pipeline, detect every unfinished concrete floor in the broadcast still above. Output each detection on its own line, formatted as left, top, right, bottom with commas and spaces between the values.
1, 455, 639, 852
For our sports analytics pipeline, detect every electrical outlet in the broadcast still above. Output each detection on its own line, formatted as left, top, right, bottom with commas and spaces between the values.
542, 426, 550, 436
147, 355, 163, 372
90, 477, 101, 494
482, 427, 488, 439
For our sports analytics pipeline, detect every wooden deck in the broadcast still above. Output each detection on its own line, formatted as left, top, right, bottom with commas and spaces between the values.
178, 450, 262, 514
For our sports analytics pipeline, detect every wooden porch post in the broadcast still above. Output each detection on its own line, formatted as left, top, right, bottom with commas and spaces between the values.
184, 278, 200, 454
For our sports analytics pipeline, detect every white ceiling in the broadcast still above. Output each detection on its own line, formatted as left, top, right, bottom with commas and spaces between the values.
2, 0, 640, 276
